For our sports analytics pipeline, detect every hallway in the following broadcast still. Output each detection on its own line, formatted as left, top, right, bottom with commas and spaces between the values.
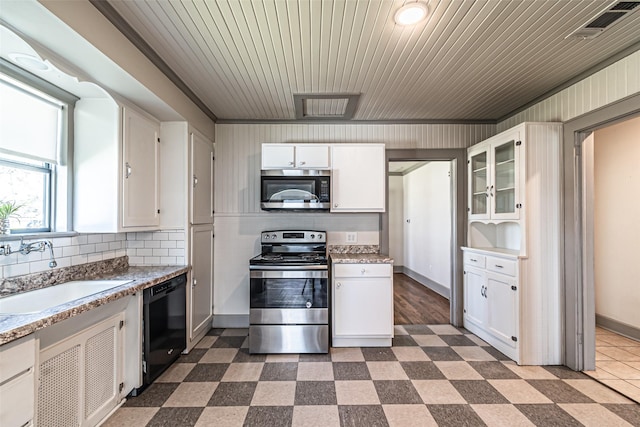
393, 273, 450, 325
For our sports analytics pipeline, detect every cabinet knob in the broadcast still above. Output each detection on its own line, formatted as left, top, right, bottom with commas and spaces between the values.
193, 279, 197, 288
299, 161, 306, 165
334, 203, 338, 208
289, 161, 294, 166
125, 162, 132, 179
336, 282, 341, 288
361, 268, 366, 274
193, 175, 198, 187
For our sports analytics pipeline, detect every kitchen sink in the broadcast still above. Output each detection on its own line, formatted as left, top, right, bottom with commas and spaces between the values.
0, 280, 133, 315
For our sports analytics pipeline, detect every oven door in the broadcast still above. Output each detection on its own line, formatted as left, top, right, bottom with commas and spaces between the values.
250, 269, 328, 324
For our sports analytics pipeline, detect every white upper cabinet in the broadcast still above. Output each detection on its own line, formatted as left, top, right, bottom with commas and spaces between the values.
191, 131, 214, 224
331, 144, 385, 212
468, 129, 521, 221
74, 98, 159, 232
262, 144, 330, 169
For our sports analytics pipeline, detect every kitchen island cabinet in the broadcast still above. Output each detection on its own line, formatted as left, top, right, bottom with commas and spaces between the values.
331, 254, 394, 347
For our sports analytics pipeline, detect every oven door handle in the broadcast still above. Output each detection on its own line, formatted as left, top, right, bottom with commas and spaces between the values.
250, 269, 328, 279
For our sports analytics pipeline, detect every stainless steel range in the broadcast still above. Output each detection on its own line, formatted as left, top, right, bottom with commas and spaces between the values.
249, 230, 328, 354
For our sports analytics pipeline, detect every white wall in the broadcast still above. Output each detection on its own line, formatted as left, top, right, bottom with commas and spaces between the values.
593, 116, 640, 329
403, 162, 452, 290
388, 175, 404, 266
214, 123, 492, 317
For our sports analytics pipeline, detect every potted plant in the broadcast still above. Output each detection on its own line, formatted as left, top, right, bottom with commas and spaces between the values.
0, 201, 22, 234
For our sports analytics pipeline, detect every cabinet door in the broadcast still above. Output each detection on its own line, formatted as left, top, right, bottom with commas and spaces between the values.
486, 272, 518, 349
463, 267, 487, 328
262, 144, 295, 169
334, 278, 393, 337
468, 145, 490, 220
295, 144, 330, 169
331, 144, 385, 212
191, 132, 214, 224
491, 131, 521, 220
190, 225, 213, 340
122, 107, 159, 227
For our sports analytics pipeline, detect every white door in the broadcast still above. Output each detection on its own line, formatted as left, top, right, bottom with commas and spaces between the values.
190, 224, 213, 340
122, 107, 159, 227
262, 144, 295, 169
331, 144, 385, 212
334, 278, 392, 337
486, 272, 518, 349
295, 144, 330, 169
463, 267, 487, 328
190, 132, 214, 224
468, 145, 490, 220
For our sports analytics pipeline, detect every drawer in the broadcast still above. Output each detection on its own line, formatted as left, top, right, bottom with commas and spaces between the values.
0, 335, 35, 384
334, 263, 391, 278
486, 257, 517, 276
0, 369, 34, 427
463, 252, 486, 268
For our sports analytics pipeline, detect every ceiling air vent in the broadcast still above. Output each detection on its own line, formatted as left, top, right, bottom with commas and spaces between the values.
567, 1, 640, 39
293, 93, 360, 121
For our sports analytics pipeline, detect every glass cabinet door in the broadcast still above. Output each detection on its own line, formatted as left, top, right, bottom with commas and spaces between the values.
493, 140, 516, 216
470, 150, 489, 217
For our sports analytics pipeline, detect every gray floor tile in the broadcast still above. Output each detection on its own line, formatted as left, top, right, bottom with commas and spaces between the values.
146, 407, 204, 427
544, 365, 591, 379
260, 362, 299, 381
183, 363, 229, 382
299, 353, 332, 362
391, 335, 418, 346
206, 328, 225, 336
177, 349, 207, 363
427, 404, 487, 427
212, 336, 246, 348
527, 380, 595, 403
295, 381, 337, 405
244, 406, 293, 427
469, 361, 521, 379
482, 346, 511, 361
402, 325, 435, 335
400, 361, 446, 380
333, 362, 372, 380
207, 381, 256, 406
451, 380, 510, 404
516, 403, 582, 426
338, 405, 390, 427
440, 335, 478, 347
124, 383, 179, 408
233, 348, 267, 363
362, 347, 398, 361
373, 380, 422, 404
422, 346, 464, 361
603, 403, 640, 425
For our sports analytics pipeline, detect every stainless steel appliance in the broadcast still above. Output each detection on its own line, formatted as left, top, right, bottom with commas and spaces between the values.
261, 170, 330, 211
249, 230, 328, 353
137, 274, 186, 393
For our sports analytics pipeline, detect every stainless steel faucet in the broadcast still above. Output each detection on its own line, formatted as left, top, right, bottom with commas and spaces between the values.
1, 239, 58, 268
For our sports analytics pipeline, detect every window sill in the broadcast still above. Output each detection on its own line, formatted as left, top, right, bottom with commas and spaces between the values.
0, 231, 79, 242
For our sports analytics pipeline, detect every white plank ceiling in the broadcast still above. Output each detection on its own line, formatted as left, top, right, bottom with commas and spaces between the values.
104, 0, 640, 122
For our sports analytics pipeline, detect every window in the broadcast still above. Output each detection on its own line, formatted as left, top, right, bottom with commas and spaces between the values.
0, 64, 74, 233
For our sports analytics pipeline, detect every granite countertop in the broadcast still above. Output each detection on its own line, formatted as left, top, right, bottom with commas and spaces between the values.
330, 253, 394, 264
0, 265, 189, 345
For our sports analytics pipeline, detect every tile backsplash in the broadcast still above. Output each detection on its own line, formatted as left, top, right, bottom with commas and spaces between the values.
0, 229, 186, 279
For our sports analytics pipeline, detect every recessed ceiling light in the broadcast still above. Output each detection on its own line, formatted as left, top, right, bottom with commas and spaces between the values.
8, 53, 50, 71
394, 2, 429, 26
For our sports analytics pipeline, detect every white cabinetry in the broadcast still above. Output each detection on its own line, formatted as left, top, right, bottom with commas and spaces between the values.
463, 250, 518, 361
75, 97, 159, 232
262, 144, 330, 169
331, 144, 385, 212
463, 122, 562, 366
332, 263, 393, 347
0, 334, 36, 427
160, 122, 215, 351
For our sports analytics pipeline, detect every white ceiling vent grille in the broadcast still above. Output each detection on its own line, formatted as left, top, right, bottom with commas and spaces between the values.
294, 94, 360, 121
568, 1, 640, 39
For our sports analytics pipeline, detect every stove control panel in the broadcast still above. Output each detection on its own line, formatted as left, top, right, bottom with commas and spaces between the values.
261, 230, 326, 243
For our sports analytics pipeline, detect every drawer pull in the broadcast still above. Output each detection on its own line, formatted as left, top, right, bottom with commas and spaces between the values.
495, 264, 504, 269
470, 258, 477, 262
361, 268, 366, 274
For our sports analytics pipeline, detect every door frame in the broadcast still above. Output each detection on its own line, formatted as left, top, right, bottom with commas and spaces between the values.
381, 149, 467, 327
563, 93, 640, 371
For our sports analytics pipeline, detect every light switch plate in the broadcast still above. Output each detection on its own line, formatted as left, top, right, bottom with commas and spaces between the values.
346, 232, 358, 243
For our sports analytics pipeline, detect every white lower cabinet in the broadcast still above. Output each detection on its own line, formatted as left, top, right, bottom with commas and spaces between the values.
190, 224, 214, 342
463, 248, 519, 362
332, 263, 393, 347
0, 334, 36, 427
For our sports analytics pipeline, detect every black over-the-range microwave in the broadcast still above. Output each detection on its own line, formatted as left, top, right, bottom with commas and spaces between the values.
260, 170, 330, 211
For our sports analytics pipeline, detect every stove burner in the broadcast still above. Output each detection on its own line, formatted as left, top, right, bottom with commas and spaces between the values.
262, 254, 284, 261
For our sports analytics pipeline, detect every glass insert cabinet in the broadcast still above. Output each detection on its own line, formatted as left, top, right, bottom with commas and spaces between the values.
468, 130, 521, 221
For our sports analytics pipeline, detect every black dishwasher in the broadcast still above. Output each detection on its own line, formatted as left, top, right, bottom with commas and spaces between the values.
141, 273, 186, 389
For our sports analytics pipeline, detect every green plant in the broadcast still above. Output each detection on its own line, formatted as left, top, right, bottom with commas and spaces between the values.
0, 201, 22, 220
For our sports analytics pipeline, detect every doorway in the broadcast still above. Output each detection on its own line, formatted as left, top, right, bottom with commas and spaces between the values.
381, 149, 467, 327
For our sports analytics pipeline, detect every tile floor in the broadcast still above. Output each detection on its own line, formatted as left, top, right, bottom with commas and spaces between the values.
103, 325, 640, 426
584, 326, 640, 404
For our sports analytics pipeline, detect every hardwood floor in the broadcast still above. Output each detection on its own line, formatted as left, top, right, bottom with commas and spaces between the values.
394, 273, 450, 324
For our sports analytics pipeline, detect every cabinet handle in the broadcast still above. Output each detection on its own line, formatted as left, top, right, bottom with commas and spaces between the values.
495, 264, 504, 269
336, 282, 341, 288
470, 258, 477, 262
480, 285, 484, 296
289, 161, 294, 166
193, 279, 197, 288
489, 185, 494, 197
193, 175, 198, 187
361, 268, 366, 274
299, 161, 306, 165
334, 203, 339, 208
125, 162, 132, 178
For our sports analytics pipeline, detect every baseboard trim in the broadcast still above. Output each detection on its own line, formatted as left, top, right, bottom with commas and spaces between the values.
596, 314, 640, 341
397, 266, 450, 300
212, 314, 250, 328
